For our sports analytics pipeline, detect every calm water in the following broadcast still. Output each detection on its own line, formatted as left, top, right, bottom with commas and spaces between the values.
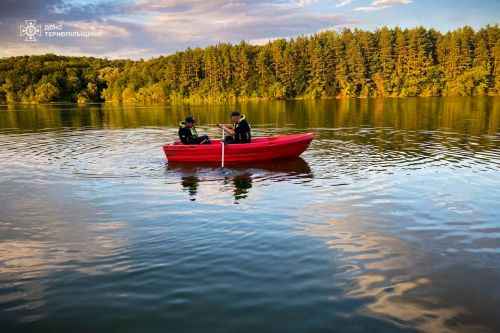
0, 98, 499, 333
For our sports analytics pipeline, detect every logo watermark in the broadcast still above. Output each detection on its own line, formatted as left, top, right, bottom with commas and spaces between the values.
19, 19, 102, 42
20, 20, 41, 41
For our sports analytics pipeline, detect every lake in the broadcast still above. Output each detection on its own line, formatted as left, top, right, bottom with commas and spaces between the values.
0, 97, 499, 333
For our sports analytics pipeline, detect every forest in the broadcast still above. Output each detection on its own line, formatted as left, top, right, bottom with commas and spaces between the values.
0, 25, 499, 104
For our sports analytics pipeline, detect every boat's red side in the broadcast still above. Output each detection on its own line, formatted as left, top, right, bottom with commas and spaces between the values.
163, 133, 314, 163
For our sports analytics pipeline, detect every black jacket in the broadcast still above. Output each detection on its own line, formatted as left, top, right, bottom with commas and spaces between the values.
178, 121, 198, 144
233, 116, 252, 143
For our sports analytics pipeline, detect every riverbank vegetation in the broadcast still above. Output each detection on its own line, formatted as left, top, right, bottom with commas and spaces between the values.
0, 25, 499, 104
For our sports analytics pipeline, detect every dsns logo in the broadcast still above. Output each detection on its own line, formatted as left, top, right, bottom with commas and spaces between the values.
20, 20, 41, 41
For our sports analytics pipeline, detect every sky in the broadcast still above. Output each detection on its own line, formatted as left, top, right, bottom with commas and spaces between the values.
0, 0, 498, 59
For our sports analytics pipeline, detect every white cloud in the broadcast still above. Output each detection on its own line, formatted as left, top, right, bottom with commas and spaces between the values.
248, 36, 286, 45
354, 5, 390, 12
67, 20, 131, 38
372, 0, 413, 5
354, 0, 412, 12
295, 0, 321, 6
0, 41, 149, 59
140, 1, 354, 45
336, 0, 355, 7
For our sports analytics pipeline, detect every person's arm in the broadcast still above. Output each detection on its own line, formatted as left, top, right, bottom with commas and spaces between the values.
217, 124, 235, 136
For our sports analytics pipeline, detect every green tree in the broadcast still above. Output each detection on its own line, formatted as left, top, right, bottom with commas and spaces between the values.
35, 82, 59, 103
0, 25, 499, 103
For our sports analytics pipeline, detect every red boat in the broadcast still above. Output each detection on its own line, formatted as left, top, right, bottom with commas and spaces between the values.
163, 133, 315, 163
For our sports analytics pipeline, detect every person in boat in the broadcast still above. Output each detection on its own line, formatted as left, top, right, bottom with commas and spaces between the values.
217, 111, 252, 144
178, 116, 211, 145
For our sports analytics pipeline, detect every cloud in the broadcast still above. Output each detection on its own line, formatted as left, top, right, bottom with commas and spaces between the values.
372, 0, 413, 5
336, 0, 355, 7
0, 0, 127, 21
353, 5, 390, 12
131, 0, 355, 47
248, 37, 286, 46
0, 40, 152, 60
295, 0, 321, 6
354, 0, 412, 12
149, 10, 353, 42
0, 0, 357, 59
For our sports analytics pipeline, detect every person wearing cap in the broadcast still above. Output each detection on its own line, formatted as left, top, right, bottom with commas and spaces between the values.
217, 111, 252, 144
178, 116, 211, 144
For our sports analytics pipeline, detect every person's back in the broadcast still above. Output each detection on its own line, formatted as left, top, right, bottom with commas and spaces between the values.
233, 114, 251, 143
178, 116, 210, 144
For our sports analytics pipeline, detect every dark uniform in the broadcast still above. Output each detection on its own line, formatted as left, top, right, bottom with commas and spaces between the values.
225, 115, 252, 144
178, 121, 211, 145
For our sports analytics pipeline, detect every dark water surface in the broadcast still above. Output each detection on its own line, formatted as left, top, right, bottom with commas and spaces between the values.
0, 98, 499, 333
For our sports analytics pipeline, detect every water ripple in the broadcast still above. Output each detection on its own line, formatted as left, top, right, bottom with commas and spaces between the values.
1, 100, 499, 333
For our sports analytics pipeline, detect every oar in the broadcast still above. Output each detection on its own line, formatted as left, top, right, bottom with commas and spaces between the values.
221, 127, 225, 173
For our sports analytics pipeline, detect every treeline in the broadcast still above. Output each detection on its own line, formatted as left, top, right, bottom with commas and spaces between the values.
0, 25, 499, 103
0, 55, 124, 104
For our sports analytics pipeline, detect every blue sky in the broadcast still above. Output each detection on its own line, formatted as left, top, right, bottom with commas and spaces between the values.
0, 0, 498, 59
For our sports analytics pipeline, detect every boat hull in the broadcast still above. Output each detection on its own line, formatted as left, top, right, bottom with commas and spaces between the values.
163, 133, 314, 163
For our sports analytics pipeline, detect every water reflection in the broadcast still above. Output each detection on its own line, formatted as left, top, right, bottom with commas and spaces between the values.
167, 158, 312, 203
298, 180, 500, 333
0, 180, 130, 323
181, 175, 200, 201
232, 173, 252, 201
0, 98, 499, 332
1, 98, 498, 140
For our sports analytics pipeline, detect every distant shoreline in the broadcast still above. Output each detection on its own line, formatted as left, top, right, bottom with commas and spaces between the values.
1, 25, 499, 104
2, 95, 499, 108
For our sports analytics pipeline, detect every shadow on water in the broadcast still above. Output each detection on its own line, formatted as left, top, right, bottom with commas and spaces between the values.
166, 157, 313, 203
